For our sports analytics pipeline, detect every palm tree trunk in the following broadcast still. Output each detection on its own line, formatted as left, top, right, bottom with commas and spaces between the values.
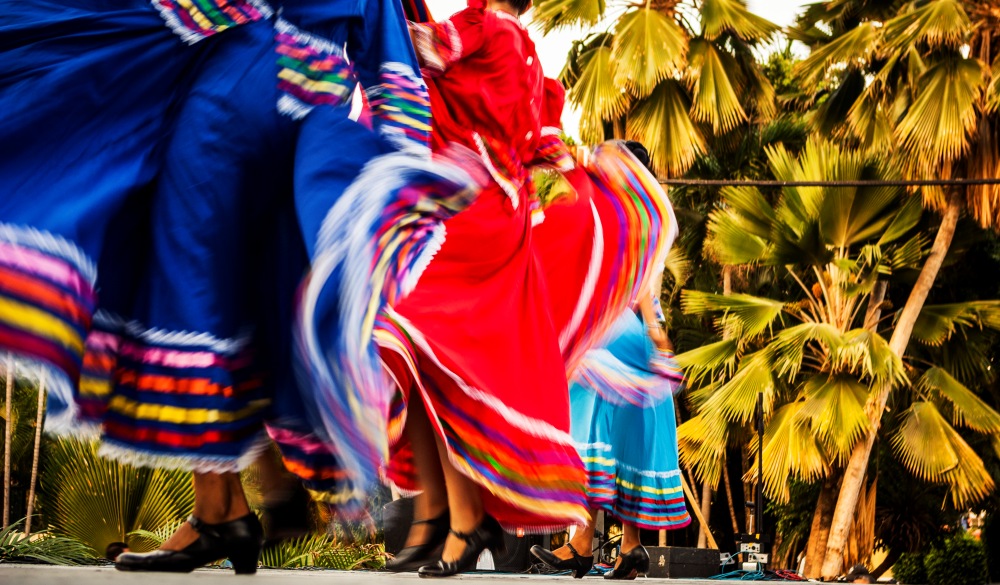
696, 480, 713, 548
803, 477, 838, 577
820, 189, 963, 579
3, 353, 13, 530
24, 370, 46, 535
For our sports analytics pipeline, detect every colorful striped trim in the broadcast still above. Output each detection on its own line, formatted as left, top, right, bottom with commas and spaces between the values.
579, 445, 691, 530
152, 0, 273, 45
295, 146, 487, 496
409, 20, 463, 77
273, 18, 357, 120
0, 224, 97, 431
557, 142, 679, 375
366, 63, 432, 152
376, 309, 591, 529
532, 133, 575, 173
266, 424, 366, 507
76, 312, 270, 471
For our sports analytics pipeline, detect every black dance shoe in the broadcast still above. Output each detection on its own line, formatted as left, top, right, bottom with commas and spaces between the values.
603, 545, 649, 580
262, 484, 313, 547
530, 543, 594, 578
116, 513, 263, 574
385, 510, 451, 572
416, 515, 505, 578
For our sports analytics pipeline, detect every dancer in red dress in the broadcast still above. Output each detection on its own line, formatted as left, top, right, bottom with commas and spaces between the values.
295, 0, 676, 577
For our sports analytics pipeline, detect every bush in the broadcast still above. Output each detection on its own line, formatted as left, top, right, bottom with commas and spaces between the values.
924, 534, 989, 585
893, 552, 928, 584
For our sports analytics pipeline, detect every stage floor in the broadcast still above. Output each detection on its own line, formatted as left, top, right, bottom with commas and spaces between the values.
0, 565, 800, 584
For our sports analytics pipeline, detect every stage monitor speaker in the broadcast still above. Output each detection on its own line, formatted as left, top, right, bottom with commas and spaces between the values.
644, 546, 720, 579
381, 497, 542, 573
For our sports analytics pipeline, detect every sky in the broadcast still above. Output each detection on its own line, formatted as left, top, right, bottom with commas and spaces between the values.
424, 0, 810, 138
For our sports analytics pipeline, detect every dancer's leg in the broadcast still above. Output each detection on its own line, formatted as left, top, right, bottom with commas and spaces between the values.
435, 431, 485, 563
552, 511, 598, 560
159, 473, 250, 551
403, 393, 449, 547
620, 523, 641, 554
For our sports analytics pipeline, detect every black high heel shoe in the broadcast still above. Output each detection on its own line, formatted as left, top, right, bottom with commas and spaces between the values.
385, 510, 451, 572
417, 515, 505, 578
530, 543, 594, 578
115, 514, 263, 574
603, 545, 649, 580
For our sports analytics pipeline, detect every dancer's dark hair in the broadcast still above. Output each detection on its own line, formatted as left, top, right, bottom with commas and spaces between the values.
623, 140, 652, 171
507, 0, 532, 15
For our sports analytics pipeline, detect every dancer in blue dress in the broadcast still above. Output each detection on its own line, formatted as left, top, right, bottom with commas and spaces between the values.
531, 143, 691, 580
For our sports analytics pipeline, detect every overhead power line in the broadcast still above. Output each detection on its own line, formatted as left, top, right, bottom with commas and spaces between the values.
658, 178, 1000, 188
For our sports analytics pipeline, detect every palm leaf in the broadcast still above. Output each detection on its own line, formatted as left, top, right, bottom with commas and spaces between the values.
751, 402, 828, 503
675, 339, 739, 387
799, 374, 871, 461
688, 39, 747, 133
40, 438, 194, 555
703, 349, 776, 425
882, 0, 971, 54
719, 186, 776, 238
769, 322, 844, 379
611, 8, 686, 97
700, 0, 779, 42
889, 231, 928, 271
835, 329, 908, 387
793, 22, 878, 88
911, 301, 1000, 346
0, 521, 95, 565
916, 367, 1000, 433
892, 402, 995, 506
846, 86, 894, 150
566, 44, 629, 144
705, 207, 770, 265
531, 0, 606, 33
626, 79, 705, 176
681, 290, 786, 338
877, 194, 923, 246
677, 410, 730, 486
896, 57, 984, 166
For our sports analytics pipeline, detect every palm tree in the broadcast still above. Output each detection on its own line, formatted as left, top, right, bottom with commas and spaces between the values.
790, 1, 1000, 575
676, 137, 1000, 574
534, 0, 779, 176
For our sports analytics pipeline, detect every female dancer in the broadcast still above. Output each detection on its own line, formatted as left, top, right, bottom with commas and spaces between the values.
1, 0, 481, 572
530, 146, 692, 580
295, 0, 677, 577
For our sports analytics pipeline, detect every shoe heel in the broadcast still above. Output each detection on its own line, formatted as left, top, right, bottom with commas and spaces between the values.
574, 565, 590, 579
635, 551, 650, 575
228, 548, 260, 575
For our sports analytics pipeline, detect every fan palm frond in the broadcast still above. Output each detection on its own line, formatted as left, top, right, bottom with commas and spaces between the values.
699, 0, 779, 42
917, 367, 1000, 433
612, 8, 687, 97
531, 0, 606, 33
681, 290, 786, 338
799, 374, 871, 461
882, 0, 971, 54
626, 79, 705, 176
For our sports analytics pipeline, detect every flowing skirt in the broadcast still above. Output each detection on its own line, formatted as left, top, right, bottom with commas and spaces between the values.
570, 310, 691, 530
358, 143, 677, 531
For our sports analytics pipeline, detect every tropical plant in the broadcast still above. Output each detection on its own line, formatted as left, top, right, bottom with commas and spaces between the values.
0, 519, 95, 565
894, 552, 929, 584
924, 533, 989, 585
789, 1, 1000, 575
1, 364, 44, 530
259, 535, 384, 570
675, 137, 1000, 573
535, 0, 779, 176
38, 438, 194, 556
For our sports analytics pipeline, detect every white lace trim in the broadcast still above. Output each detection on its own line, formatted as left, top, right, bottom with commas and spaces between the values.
274, 17, 345, 56
93, 310, 249, 356
0, 223, 96, 284
276, 94, 314, 120
541, 126, 562, 137
98, 433, 270, 474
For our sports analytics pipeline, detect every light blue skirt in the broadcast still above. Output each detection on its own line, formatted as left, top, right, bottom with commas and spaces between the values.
569, 309, 691, 530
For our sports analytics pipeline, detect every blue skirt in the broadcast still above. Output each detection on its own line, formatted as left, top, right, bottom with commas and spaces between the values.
569, 309, 691, 530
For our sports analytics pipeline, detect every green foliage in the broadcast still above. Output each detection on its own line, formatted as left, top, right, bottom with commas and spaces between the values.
259, 535, 384, 569
38, 438, 194, 556
0, 520, 95, 565
924, 533, 989, 585
894, 552, 929, 584
1, 370, 44, 523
